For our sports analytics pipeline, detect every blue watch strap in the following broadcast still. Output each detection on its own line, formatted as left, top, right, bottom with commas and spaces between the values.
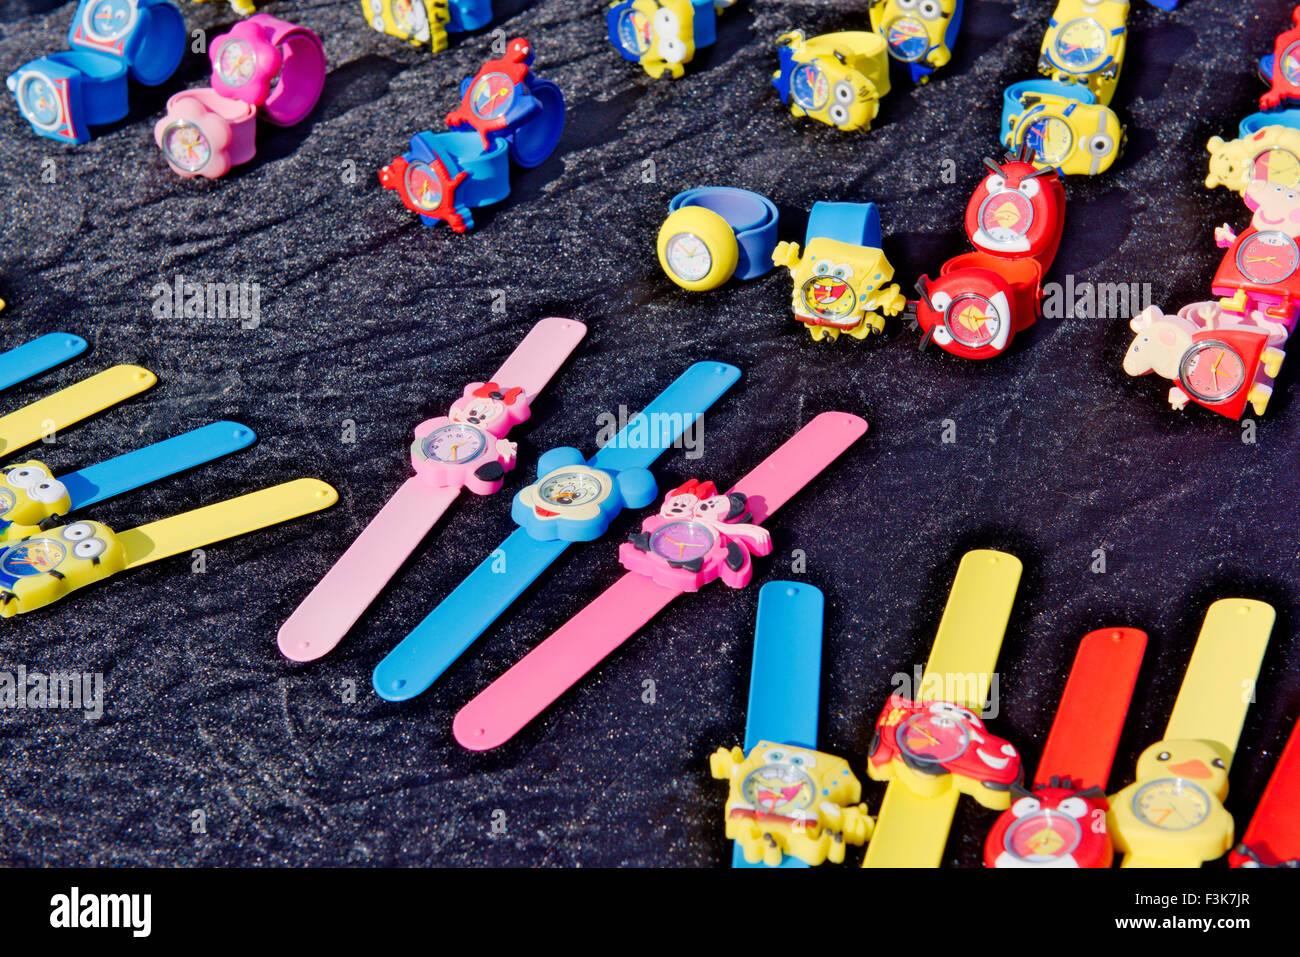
0, 334, 87, 392
125, 0, 185, 86
60, 421, 256, 511
669, 188, 779, 280
1000, 78, 1093, 145
589, 361, 739, 473
412, 130, 511, 208
508, 78, 565, 168
1240, 110, 1300, 136
448, 0, 493, 33
372, 529, 568, 701
806, 201, 882, 248
691, 0, 717, 50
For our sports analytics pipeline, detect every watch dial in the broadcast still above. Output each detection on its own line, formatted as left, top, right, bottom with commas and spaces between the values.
1003, 809, 1083, 862
791, 62, 829, 111
800, 274, 858, 323
1053, 18, 1108, 72
1023, 114, 1074, 166
617, 9, 653, 55
649, 520, 714, 563
18, 74, 62, 129
537, 471, 604, 508
1250, 147, 1300, 187
1132, 778, 1212, 831
896, 711, 970, 767
87, 0, 134, 42
739, 763, 816, 815
392, 0, 428, 33
1236, 230, 1300, 283
0, 488, 15, 515
0, 539, 65, 577
977, 188, 1035, 244
1179, 340, 1247, 403
404, 161, 444, 211
420, 424, 487, 464
884, 15, 929, 63
470, 72, 516, 121
1283, 40, 1300, 85
161, 120, 212, 173
945, 294, 1002, 347
216, 39, 257, 88
664, 232, 712, 282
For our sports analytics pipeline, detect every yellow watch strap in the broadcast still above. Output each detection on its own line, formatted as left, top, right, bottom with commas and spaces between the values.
0, 365, 156, 457
864, 549, 1022, 867
1164, 598, 1274, 764
119, 478, 338, 569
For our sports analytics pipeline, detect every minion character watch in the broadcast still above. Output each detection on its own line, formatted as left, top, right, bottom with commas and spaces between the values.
657, 187, 778, 291
1038, 0, 1130, 107
868, 0, 965, 85
606, 0, 737, 80
772, 30, 891, 133
1002, 79, 1124, 176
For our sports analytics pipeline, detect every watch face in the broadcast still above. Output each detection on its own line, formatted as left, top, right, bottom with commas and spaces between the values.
977, 188, 1035, 244
1053, 18, 1108, 72
739, 763, 816, 815
617, 8, 653, 55
392, 0, 428, 33
404, 161, 444, 211
1132, 777, 1212, 831
945, 294, 1002, 348
470, 73, 517, 121
160, 120, 213, 173
896, 711, 970, 767
17, 73, 62, 129
664, 232, 712, 282
1283, 40, 1300, 85
791, 62, 829, 111
884, 16, 929, 63
1003, 809, 1083, 862
216, 39, 257, 88
86, 0, 135, 42
1179, 340, 1247, 403
800, 273, 858, 324
0, 539, 65, 577
420, 424, 487, 464
1250, 147, 1300, 187
1236, 230, 1300, 283
0, 489, 15, 515
649, 520, 714, 564
1022, 114, 1074, 166
537, 470, 604, 508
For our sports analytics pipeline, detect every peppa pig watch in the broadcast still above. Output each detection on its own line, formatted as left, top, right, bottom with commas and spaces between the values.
277, 317, 586, 663
450, 411, 868, 751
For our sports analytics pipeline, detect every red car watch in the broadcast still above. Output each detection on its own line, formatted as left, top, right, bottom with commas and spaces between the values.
1231, 720, 1300, 867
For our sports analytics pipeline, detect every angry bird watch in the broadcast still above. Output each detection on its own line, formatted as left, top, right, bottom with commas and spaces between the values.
984, 627, 1146, 868
1038, 0, 1130, 107
863, 549, 1023, 868
278, 317, 586, 663
370, 361, 739, 700
0, 334, 87, 393
451, 411, 867, 751
0, 365, 156, 459
657, 187, 778, 291
1231, 720, 1300, 868
209, 15, 326, 127
772, 201, 906, 342
710, 581, 873, 868
379, 130, 511, 233
869, 0, 965, 85
1002, 79, 1123, 176
772, 30, 891, 133
1108, 599, 1275, 868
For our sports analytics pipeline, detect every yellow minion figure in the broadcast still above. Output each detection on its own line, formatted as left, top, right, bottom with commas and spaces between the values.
868, 0, 961, 83
0, 461, 71, 543
1005, 91, 1124, 176
1038, 0, 1130, 106
772, 31, 891, 133
773, 236, 906, 341
0, 520, 126, 617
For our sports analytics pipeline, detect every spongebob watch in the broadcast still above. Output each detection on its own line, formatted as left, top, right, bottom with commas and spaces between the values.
868, 0, 964, 85
0, 334, 87, 393
772, 30, 891, 133
772, 201, 906, 342
1038, 0, 1130, 107
0, 364, 156, 459
277, 318, 586, 663
863, 549, 1024, 868
657, 187, 778, 291
1002, 79, 1123, 176
606, 0, 735, 80
360, 0, 492, 50
710, 581, 873, 868
1231, 720, 1300, 868
1108, 599, 1275, 868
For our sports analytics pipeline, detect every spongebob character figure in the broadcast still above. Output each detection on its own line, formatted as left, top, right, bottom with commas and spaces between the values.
0, 462, 71, 543
868, 0, 963, 84
361, 0, 452, 51
0, 520, 126, 617
772, 30, 891, 132
773, 236, 906, 341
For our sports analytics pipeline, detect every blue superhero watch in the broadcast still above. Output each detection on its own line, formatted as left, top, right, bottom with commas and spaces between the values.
379, 130, 511, 232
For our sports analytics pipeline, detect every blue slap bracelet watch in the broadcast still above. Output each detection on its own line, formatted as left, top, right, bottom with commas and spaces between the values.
8, 0, 185, 144
371, 360, 740, 702
379, 131, 511, 232
0, 334, 87, 393
1001, 78, 1123, 177
657, 188, 778, 291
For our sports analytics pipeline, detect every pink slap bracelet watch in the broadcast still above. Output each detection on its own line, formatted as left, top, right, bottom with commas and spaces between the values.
210, 14, 325, 127
277, 317, 586, 662
452, 411, 867, 751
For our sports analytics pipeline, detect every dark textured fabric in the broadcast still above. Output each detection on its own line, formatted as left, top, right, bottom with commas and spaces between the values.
0, 0, 1296, 867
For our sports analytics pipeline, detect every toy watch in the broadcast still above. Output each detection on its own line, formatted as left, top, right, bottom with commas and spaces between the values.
910, 148, 1065, 359
0, 334, 87, 393
710, 581, 874, 868
862, 549, 1023, 868
1038, 0, 1130, 107
1001, 79, 1123, 176
361, 0, 492, 50
7, 0, 185, 144
379, 131, 510, 232
1, 421, 254, 542
984, 627, 1146, 868
451, 411, 868, 751
657, 187, 778, 291
1231, 720, 1300, 867
277, 317, 586, 663
0, 478, 336, 617
868, 0, 965, 85
772, 31, 891, 133
1206, 124, 1300, 193
1260, 6, 1300, 111
370, 361, 740, 701
606, 0, 735, 80
0, 365, 156, 459
772, 201, 906, 341
1108, 599, 1275, 868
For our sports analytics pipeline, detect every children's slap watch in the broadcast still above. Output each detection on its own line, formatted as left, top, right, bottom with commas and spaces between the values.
379, 131, 510, 233
1206, 124, 1300, 193
370, 361, 740, 700
984, 627, 1146, 868
0, 421, 255, 542
1038, 0, 1130, 107
862, 550, 1023, 868
772, 31, 891, 133
868, 0, 964, 85
1260, 6, 1300, 111
657, 187, 778, 291
606, 0, 735, 81
0, 478, 337, 617
362, 0, 493, 50
0, 365, 156, 459
278, 318, 585, 663
773, 201, 906, 342
710, 582, 874, 868
1231, 720, 1300, 868
452, 412, 867, 751
1001, 79, 1124, 176
0, 334, 87, 393
1108, 599, 1275, 868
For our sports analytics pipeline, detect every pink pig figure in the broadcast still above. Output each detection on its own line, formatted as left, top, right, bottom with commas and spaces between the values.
409, 382, 531, 496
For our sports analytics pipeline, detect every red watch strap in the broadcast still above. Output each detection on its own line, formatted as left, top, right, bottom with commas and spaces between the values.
729, 411, 867, 521
1231, 720, 1300, 867
1034, 627, 1146, 791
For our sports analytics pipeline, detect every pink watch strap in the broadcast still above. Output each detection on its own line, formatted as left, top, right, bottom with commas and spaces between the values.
258, 15, 326, 127
730, 411, 868, 521
493, 317, 587, 397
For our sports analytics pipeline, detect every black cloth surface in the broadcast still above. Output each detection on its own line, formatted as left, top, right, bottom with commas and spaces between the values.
0, 0, 1297, 867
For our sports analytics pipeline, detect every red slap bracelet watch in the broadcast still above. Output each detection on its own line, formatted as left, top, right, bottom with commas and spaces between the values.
910, 146, 1066, 359
451, 411, 867, 751
984, 627, 1146, 868
1231, 720, 1300, 867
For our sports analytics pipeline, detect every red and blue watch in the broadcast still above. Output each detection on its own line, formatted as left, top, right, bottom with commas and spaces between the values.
379, 131, 511, 232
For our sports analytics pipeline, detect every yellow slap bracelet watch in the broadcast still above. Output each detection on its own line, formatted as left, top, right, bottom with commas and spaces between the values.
1107, 598, 1275, 868
361, 0, 492, 51
772, 31, 891, 133
0, 365, 156, 458
863, 549, 1024, 868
